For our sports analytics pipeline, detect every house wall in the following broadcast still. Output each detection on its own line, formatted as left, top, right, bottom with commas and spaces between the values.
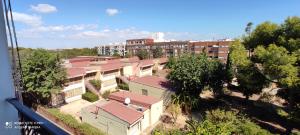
123, 65, 133, 77
129, 82, 174, 107
141, 109, 150, 131
139, 66, 153, 77
81, 106, 130, 135
99, 70, 120, 94
150, 100, 163, 124
63, 78, 85, 103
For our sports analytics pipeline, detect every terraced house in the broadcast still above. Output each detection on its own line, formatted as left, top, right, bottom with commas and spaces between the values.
81, 91, 163, 135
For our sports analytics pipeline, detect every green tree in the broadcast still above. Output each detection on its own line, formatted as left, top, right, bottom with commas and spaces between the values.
152, 47, 163, 58
165, 56, 176, 69
229, 40, 251, 67
243, 21, 279, 51
22, 49, 66, 105
136, 49, 149, 60
112, 50, 121, 57
277, 16, 300, 52
167, 54, 225, 111
245, 22, 253, 35
236, 64, 269, 100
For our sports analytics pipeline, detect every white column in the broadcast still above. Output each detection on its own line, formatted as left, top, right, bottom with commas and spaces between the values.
0, 1, 20, 134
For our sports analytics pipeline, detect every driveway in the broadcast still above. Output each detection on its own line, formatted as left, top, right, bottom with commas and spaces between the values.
59, 99, 93, 121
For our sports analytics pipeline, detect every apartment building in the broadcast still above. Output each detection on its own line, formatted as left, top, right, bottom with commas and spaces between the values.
98, 43, 126, 56
126, 38, 232, 62
189, 41, 231, 62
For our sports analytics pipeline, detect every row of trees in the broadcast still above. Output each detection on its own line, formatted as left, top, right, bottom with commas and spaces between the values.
154, 109, 271, 135
162, 16, 300, 134
56, 47, 98, 59
228, 17, 300, 128
136, 47, 164, 60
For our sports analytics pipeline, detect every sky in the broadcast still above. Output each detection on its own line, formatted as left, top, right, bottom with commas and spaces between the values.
6, 0, 300, 49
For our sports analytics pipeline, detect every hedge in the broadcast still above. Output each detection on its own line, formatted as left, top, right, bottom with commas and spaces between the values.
89, 79, 101, 90
101, 91, 111, 99
82, 91, 99, 102
118, 83, 129, 90
47, 108, 105, 135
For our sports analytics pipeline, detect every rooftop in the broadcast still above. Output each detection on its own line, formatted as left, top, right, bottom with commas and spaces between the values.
96, 100, 144, 125
130, 76, 171, 90
109, 91, 161, 108
66, 68, 85, 78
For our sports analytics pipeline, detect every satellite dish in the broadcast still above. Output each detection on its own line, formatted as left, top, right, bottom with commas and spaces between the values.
124, 98, 130, 105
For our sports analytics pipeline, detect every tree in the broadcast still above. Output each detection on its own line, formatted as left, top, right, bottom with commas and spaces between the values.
165, 56, 176, 69
22, 49, 66, 106
243, 21, 279, 51
112, 50, 121, 57
229, 40, 251, 68
245, 22, 253, 35
136, 49, 149, 60
152, 47, 163, 58
229, 40, 269, 99
236, 64, 269, 100
167, 54, 225, 111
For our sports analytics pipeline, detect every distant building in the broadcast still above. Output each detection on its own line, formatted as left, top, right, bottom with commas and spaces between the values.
125, 38, 232, 63
98, 43, 126, 56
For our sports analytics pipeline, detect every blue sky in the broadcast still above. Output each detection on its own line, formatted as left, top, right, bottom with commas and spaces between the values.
8, 0, 300, 49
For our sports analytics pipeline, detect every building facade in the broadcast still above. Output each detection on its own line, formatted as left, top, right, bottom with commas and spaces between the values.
98, 44, 126, 56
126, 39, 232, 63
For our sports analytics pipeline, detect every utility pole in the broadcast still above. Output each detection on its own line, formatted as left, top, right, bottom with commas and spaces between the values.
0, 0, 20, 134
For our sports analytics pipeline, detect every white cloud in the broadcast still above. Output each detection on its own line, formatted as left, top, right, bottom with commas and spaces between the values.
11, 12, 42, 26
30, 4, 57, 13
23, 24, 98, 32
106, 8, 119, 16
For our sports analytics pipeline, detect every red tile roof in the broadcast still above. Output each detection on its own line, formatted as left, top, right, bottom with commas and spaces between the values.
97, 101, 143, 125
139, 59, 154, 67
100, 63, 123, 72
66, 68, 86, 78
130, 76, 171, 90
109, 91, 160, 108
69, 57, 95, 63
156, 58, 168, 64
71, 61, 90, 67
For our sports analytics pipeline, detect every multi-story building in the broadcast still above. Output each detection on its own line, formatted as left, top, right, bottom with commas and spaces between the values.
126, 38, 232, 63
98, 43, 126, 56
189, 40, 231, 62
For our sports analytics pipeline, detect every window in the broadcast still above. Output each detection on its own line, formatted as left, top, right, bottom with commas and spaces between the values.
142, 89, 148, 96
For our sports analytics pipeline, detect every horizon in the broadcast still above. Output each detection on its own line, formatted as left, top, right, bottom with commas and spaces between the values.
10, 0, 300, 49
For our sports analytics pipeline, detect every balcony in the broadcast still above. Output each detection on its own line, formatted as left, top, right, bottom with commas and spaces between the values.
6, 98, 69, 135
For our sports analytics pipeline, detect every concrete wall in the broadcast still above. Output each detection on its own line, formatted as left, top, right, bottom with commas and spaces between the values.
150, 100, 163, 124
63, 79, 85, 103
81, 106, 131, 135
123, 65, 133, 77
129, 82, 174, 107
139, 67, 153, 77
141, 109, 150, 131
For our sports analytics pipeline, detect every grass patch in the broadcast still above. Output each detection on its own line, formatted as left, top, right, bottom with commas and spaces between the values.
82, 91, 99, 102
47, 108, 105, 135
101, 91, 111, 99
89, 79, 101, 90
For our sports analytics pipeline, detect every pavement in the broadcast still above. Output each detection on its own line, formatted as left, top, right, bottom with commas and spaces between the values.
59, 99, 93, 121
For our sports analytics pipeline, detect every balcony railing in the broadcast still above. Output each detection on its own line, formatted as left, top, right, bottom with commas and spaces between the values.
6, 98, 69, 135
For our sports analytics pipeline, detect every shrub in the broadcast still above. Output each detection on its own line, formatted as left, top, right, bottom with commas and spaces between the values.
118, 83, 129, 90
47, 108, 105, 135
89, 79, 101, 90
82, 91, 99, 102
102, 91, 111, 99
